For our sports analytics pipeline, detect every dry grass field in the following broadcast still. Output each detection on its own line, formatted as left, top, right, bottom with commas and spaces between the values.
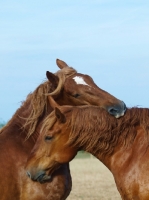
67, 154, 121, 200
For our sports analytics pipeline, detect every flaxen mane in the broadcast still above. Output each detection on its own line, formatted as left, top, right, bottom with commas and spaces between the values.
0, 66, 77, 138
41, 106, 149, 157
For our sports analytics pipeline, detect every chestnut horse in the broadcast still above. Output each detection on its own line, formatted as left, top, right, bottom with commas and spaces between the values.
26, 97, 149, 200
0, 59, 126, 200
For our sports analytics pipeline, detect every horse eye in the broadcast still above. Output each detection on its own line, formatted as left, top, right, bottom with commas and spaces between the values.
72, 93, 80, 98
45, 136, 53, 141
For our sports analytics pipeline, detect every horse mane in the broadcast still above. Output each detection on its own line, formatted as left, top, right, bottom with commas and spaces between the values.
0, 66, 77, 138
41, 106, 149, 158
68, 107, 149, 157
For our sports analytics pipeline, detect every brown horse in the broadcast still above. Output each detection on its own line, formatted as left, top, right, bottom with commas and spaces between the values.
0, 59, 126, 200
26, 97, 149, 200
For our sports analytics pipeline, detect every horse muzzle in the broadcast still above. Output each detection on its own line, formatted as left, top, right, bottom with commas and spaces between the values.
26, 170, 51, 183
107, 101, 126, 118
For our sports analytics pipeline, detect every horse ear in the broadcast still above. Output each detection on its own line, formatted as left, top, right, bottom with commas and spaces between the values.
55, 107, 66, 123
48, 96, 60, 109
46, 71, 58, 84
56, 59, 68, 69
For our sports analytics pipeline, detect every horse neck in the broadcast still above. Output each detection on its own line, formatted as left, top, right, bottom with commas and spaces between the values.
2, 97, 48, 141
79, 128, 138, 172
73, 107, 149, 171
93, 109, 149, 172
111, 126, 148, 171
1, 99, 29, 137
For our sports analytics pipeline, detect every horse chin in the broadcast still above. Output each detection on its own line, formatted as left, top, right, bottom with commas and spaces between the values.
115, 111, 125, 119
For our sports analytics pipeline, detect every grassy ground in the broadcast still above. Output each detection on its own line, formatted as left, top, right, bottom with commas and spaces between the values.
67, 153, 121, 200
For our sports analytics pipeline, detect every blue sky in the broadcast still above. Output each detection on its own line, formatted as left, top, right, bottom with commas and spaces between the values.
0, 0, 149, 122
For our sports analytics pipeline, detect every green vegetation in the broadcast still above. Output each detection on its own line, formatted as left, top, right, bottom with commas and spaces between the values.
75, 151, 93, 159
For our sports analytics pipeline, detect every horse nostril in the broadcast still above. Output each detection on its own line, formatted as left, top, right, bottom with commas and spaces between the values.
26, 170, 47, 182
107, 101, 127, 118
26, 171, 31, 179
36, 173, 46, 182
108, 108, 118, 115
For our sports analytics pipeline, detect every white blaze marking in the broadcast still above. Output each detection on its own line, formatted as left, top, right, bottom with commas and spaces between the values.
73, 76, 89, 86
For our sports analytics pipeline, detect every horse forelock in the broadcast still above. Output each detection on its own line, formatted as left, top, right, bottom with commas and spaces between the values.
55, 66, 77, 77
49, 66, 77, 96
40, 112, 57, 135
66, 106, 149, 157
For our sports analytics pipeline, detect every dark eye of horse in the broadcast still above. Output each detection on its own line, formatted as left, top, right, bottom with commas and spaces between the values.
45, 136, 53, 141
72, 93, 80, 98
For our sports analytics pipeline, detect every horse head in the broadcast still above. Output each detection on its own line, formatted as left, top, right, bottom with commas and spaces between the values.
46, 59, 126, 118
26, 98, 80, 183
